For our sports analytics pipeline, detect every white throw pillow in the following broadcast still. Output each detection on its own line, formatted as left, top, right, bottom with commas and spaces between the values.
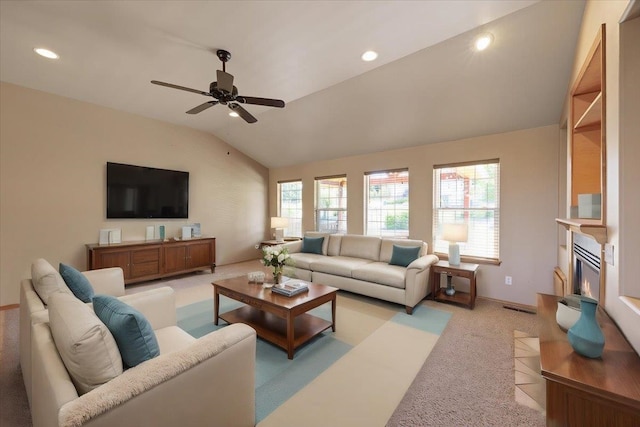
48, 292, 123, 394
31, 258, 73, 304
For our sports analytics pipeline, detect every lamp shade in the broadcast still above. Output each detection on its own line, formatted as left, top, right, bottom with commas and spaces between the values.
442, 223, 468, 243
270, 217, 289, 229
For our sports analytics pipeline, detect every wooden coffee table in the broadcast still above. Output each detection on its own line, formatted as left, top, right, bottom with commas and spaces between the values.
212, 276, 337, 359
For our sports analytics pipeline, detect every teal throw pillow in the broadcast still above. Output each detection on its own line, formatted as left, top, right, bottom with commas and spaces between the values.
59, 263, 95, 303
302, 236, 324, 255
389, 245, 421, 267
92, 295, 160, 369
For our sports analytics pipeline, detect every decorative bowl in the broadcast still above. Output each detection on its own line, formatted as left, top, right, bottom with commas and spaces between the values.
556, 301, 581, 331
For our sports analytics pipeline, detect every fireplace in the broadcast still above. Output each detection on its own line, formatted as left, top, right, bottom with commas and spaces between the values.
572, 233, 601, 302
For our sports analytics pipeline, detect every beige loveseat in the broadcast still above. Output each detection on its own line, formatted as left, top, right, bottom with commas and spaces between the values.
283, 233, 439, 314
21, 262, 256, 427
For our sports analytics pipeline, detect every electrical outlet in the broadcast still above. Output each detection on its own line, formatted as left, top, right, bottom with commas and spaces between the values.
505, 276, 512, 285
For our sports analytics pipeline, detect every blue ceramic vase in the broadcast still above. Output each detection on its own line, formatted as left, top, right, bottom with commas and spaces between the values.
567, 296, 605, 358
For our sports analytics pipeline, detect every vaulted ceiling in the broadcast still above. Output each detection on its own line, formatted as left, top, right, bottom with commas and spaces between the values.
0, 1, 585, 167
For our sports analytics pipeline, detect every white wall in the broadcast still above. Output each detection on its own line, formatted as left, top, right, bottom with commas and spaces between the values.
270, 125, 562, 307
0, 82, 269, 306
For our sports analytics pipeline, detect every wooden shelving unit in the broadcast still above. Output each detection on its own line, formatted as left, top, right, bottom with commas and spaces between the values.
574, 92, 602, 130
568, 24, 606, 222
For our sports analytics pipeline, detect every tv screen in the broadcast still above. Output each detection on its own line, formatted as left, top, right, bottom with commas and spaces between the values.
106, 162, 189, 219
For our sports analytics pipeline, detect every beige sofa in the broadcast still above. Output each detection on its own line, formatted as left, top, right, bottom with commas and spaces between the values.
21, 263, 256, 427
283, 233, 439, 314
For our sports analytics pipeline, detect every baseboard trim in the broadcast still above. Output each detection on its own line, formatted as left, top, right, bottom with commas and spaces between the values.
477, 296, 537, 314
0, 304, 19, 311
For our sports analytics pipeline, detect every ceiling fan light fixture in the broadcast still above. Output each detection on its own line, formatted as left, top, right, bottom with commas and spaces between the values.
361, 50, 378, 62
474, 33, 494, 51
229, 111, 239, 118
34, 48, 59, 59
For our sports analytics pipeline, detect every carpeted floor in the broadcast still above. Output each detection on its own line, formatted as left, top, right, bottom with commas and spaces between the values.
1, 260, 545, 427
178, 292, 451, 425
387, 299, 545, 426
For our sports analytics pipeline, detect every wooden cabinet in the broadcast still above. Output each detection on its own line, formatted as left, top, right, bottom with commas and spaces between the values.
569, 24, 606, 222
163, 239, 215, 275
537, 294, 640, 426
87, 237, 215, 285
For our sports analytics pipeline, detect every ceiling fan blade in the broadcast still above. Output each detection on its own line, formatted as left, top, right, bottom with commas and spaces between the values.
186, 101, 218, 114
236, 96, 285, 108
151, 80, 209, 96
229, 103, 257, 124
216, 70, 234, 93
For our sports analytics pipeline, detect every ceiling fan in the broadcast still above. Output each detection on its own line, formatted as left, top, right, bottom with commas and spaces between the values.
151, 49, 285, 124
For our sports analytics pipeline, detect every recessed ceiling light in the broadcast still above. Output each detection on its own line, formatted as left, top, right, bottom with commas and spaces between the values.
34, 48, 59, 59
474, 34, 494, 51
229, 111, 239, 118
361, 50, 378, 62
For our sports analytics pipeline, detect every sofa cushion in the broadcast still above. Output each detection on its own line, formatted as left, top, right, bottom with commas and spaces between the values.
93, 295, 160, 369
380, 238, 426, 263
389, 245, 421, 267
48, 292, 123, 395
352, 262, 406, 289
339, 235, 381, 261
310, 256, 373, 278
289, 252, 327, 270
305, 232, 330, 255
301, 236, 324, 254
31, 258, 73, 305
59, 263, 95, 303
327, 234, 343, 256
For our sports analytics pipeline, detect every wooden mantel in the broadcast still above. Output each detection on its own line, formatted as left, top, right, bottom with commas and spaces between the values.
556, 218, 607, 244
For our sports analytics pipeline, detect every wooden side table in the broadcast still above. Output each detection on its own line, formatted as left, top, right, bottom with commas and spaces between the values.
431, 260, 479, 309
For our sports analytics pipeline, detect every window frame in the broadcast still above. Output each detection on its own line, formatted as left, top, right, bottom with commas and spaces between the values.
432, 159, 501, 265
277, 179, 303, 238
364, 168, 410, 238
314, 175, 348, 234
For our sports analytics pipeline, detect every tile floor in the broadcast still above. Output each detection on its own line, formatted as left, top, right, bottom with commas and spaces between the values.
514, 330, 545, 414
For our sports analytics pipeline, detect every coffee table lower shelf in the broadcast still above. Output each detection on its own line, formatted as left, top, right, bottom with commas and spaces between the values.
219, 305, 333, 356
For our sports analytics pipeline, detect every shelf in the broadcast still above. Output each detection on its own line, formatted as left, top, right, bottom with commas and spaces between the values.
434, 288, 471, 307
574, 92, 602, 130
556, 218, 607, 244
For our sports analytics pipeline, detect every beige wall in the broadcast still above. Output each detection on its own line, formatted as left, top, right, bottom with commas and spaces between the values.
270, 125, 562, 307
560, 0, 640, 352
0, 82, 269, 306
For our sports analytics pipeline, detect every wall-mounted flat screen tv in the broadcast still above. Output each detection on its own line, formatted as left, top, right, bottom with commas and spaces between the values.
107, 162, 189, 219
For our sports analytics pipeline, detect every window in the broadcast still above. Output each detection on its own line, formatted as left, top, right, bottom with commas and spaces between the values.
433, 159, 500, 262
315, 175, 347, 233
278, 180, 302, 237
365, 169, 409, 237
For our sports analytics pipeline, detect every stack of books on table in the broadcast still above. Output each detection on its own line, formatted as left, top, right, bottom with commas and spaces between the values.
271, 280, 309, 297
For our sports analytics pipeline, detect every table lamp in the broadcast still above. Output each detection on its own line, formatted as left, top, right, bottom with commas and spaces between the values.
271, 217, 289, 243
442, 223, 468, 266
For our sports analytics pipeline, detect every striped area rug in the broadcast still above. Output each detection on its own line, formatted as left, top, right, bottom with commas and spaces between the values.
177, 292, 450, 426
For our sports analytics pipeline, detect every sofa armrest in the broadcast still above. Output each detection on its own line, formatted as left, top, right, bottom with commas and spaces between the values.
81, 268, 125, 297
404, 254, 439, 310
59, 324, 257, 427
118, 287, 176, 330
407, 254, 439, 271
282, 240, 302, 253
